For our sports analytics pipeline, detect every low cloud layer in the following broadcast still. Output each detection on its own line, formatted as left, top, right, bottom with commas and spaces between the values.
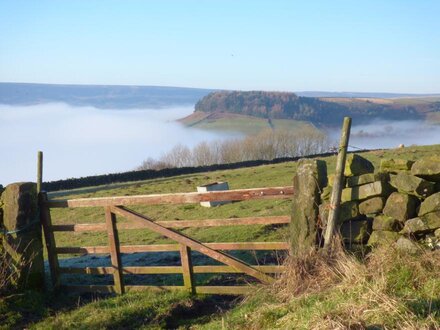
327, 119, 440, 151
1, 105, 439, 186
0, 103, 234, 185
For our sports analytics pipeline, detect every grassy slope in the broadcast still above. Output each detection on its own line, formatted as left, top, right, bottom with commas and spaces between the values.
1, 290, 232, 330
322, 96, 440, 125
49, 144, 440, 251
179, 112, 312, 135
2, 144, 440, 329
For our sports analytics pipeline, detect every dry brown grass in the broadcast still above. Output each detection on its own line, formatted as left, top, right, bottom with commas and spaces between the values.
235, 244, 440, 329
0, 245, 16, 294
272, 241, 363, 301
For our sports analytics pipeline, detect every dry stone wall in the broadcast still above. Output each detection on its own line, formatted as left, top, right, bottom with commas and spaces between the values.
318, 154, 440, 251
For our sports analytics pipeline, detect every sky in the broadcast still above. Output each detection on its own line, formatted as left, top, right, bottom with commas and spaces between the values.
1, 0, 439, 93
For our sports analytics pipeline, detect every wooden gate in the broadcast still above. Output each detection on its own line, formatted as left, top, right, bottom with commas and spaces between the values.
40, 186, 293, 295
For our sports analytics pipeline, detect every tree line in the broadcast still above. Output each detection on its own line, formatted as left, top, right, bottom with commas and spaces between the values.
42, 127, 332, 191
195, 91, 422, 126
137, 127, 330, 170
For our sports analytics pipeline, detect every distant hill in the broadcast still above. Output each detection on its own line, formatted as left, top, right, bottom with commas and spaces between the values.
0, 82, 214, 108
296, 91, 440, 98
192, 91, 439, 127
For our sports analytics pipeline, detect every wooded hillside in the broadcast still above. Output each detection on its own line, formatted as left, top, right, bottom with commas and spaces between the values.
194, 91, 426, 126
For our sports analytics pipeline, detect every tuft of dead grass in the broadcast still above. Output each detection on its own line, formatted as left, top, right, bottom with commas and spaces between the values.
272, 240, 364, 301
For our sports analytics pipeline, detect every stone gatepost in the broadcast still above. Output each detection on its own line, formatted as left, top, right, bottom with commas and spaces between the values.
1, 182, 44, 290
290, 159, 327, 256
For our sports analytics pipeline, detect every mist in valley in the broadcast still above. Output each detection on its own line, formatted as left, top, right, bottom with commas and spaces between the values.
0, 103, 237, 185
328, 119, 440, 151
1, 103, 439, 186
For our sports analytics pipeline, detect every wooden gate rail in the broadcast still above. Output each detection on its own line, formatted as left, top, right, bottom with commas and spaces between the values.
40, 186, 293, 295
55, 242, 289, 254
46, 186, 293, 208
61, 285, 253, 295
59, 265, 286, 275
51, 215, 291, 232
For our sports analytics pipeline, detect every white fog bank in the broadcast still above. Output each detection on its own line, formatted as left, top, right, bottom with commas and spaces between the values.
0, 103, 233, 185
328, 119, 440, 151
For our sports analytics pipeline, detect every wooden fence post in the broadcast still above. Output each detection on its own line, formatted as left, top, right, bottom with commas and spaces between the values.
323, 117, 352, 249
40, 192, 61, 289
105, 207, 124, 294
179, 244, 195, 294
37, 151, 43, 194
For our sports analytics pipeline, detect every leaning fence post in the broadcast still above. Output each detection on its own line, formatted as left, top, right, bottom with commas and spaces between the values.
323, 117, 352, 249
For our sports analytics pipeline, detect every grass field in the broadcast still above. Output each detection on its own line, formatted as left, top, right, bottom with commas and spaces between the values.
2, 144, 440, 329
179, 112, 312, 135
322, 96, 440, 107
48, 144, 440, 256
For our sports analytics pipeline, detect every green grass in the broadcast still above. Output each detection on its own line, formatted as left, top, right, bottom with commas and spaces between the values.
0, 290, 237, 330
31, 291, 191, 330
48, 144, 440, 253
6, 247, 438, 329
182, 113, 312, 135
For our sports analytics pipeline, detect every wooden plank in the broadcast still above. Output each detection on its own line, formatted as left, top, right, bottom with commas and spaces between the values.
39, 192, 61, 289
111, 206, 274, 284
55, 242, 289, 255
126, 285, 252, 295
207, 242, 289, 250
58, 265, 285, 275
46, 186, 293, 208
193, 265, 285, 274
51, 215, 291, 232
157, 216, 290, 228
59, 266, 182, 275
62, 284, 251, 295
125, 285, 186, 292
195, 286, 252, 295
105, 207, 124, 294
180, 244, 195, 293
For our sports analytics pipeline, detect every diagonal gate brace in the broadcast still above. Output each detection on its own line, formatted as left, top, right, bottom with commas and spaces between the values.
111, 206, 274, 284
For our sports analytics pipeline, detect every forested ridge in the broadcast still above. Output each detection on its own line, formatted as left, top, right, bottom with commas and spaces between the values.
195, 91, 423, 126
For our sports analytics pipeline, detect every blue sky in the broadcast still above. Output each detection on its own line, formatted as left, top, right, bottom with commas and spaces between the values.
1, 0, 439, 93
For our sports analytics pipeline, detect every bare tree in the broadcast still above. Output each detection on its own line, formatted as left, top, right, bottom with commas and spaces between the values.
138, 127, 330, 170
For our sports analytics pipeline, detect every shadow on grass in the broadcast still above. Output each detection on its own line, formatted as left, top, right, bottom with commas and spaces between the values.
0, 289, 241, 330
406, 298, 440, 320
